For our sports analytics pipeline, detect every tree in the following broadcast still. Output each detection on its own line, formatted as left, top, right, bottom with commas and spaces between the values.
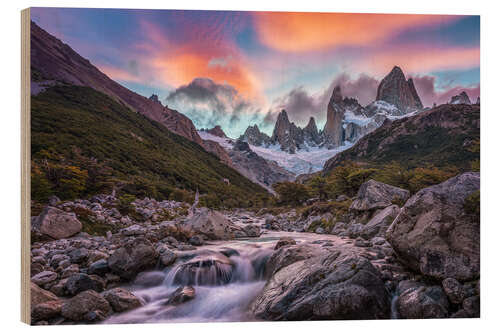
273, 181, 310, 206
308, 176, 329, 200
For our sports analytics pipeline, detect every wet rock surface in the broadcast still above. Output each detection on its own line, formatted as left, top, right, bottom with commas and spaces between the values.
29, 175, 479, 323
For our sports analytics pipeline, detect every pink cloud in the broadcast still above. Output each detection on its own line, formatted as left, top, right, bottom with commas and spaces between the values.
412, 75, 480, 106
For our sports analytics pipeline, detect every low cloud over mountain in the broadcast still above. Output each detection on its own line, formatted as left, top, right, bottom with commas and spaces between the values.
166, 78, 261, 137
412, 75, 480, 106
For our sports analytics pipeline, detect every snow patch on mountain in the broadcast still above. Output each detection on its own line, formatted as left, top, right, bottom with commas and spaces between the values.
199, 131, 352, 175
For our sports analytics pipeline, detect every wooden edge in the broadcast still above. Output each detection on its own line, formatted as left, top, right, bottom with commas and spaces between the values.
21, 7, 31, 325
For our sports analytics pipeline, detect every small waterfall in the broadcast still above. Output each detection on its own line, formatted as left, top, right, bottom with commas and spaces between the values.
164, 254, 233, 286
103, 234, 285, 323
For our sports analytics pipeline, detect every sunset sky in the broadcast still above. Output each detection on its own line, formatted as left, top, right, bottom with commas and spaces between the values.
31, 8, 480, 137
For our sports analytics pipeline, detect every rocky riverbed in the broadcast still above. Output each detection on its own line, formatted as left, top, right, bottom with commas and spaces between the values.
29, 172, 480, 324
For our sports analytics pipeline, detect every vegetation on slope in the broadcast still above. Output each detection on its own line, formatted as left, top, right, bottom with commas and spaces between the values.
323, 104, 480, 172
31, 85, 270, 207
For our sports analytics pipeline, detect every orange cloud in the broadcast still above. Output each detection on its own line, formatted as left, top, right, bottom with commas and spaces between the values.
357, 44, 479, 76
151, 50, 260, 98
253, 12, 460, 52
136, 20, 261, 99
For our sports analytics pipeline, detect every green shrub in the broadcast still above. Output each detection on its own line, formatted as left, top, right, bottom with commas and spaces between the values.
464, 190, 480, 218
118, 194, 136, 214
273, 181, 310, 206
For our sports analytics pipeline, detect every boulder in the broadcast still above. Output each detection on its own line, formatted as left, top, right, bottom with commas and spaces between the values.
243, 224, 261, 237
463, 295, 480, 317
266, 244, 321, 278
188, 235, 204, 246
350, 180, 409, 211
88, 259, 109, 276
31, 282, 59, 307
181, 208, 243, 240
442, 278, 466, 304
103, 288, 143, 312
274, 237, 296, 250
31, 300, 63, 321
64, 273, 103, 295
68, 248, 89, 264
31, 271, 58, 287
160, 249, 177, 267
37, 207, 82, 239
166, 286, 195, 305
61, 290, 111, 321
397, 284, 449, 319
359, 205, 400, 239
251, 250, 390, 320
108, 238, 159, 280
386, 172, 480, 281
134, 271, 165, 287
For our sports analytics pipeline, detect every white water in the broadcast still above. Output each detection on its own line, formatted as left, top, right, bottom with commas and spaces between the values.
104, 232, 347, 324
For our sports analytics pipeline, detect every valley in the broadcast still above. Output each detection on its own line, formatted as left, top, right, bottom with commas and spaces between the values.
28, 19, 480, 325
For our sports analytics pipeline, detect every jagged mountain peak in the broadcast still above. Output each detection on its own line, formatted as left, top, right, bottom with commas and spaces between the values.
450, 91, 472, 105
330, 85, 343, 105
149, 94, 162, 105
389, 65, 405, 77
205, 125, 228, 138
376, 65, 423, 112
305, 116, 317, 128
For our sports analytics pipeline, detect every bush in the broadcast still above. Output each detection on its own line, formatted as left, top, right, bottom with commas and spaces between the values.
464, 190, 480, 218
118, 193, 136, 214
169, 188, 194, 203
407, 166, 459, 193
326, 162, 377, 197
273, 181, 310, 206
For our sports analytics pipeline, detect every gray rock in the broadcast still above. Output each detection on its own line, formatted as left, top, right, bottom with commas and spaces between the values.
181, 208, 244, 240
108, 238, 159, 280
359, 205, 400, 239
350, 180, 409, 211
37, 207, 82, 239
463, 296, 480, 317
166, 286, 195, 305
88, 259, 109, 276
68, 248, 89, 264
266, 244, 322, 278
48, 195, 61, 206
397, 284, 449, 319
252, 249, 390, 320
121, 224, 146, 236
354, 238, 371, 247
31, 282, 59, 307
31, 300, 63, 321
134, 271, 165, 287
65, 273, 103, 295
61, 290, 111, 321
442, 278, 466, 304
103, 287, 143, 312
160, 249, 177, 267
243, 224, 261, 237
188, 235, 204, 246
274, 237, 296, 250
315, 227, 326, 234
31, 271, 58, 286
386, 172, 480, 281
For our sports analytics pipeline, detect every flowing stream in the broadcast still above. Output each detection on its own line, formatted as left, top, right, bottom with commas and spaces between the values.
104, 231, 354, 324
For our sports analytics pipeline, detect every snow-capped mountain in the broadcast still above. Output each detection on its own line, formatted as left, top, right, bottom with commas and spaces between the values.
239, 66, 424, 157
